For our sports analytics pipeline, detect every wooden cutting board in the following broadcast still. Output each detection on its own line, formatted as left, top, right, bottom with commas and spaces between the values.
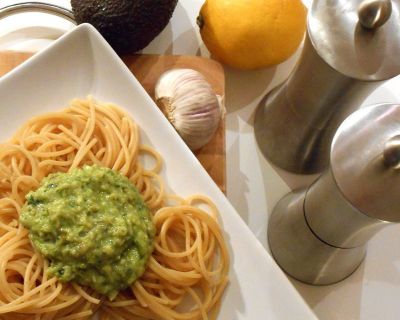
0, 52, 226, 193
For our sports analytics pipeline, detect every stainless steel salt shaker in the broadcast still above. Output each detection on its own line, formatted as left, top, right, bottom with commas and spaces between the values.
268, 103, 400, 285
254, 0, 400, 174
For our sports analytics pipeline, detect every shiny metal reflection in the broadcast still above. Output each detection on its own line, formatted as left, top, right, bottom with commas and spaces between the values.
358, 0, 392, 29
268, 189, 367, 285
268, 103, 400, 285
383, 135, 400, 169
255, 0, 400, 175
0, 2, 76, 23
254, 35, 380, 174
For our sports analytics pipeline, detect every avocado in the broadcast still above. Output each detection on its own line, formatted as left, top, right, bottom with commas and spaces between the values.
71, 0, 178, 54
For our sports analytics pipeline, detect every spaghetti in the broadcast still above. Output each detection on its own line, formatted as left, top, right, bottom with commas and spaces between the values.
0, 98, 229, 320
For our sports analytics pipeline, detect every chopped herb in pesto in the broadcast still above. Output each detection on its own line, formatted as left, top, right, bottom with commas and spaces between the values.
20, 165, 155, 300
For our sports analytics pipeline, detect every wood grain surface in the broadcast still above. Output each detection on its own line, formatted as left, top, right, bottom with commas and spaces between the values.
0, 52, 226, 193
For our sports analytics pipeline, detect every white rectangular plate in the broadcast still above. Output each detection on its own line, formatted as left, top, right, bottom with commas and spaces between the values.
0, 24, 316, 319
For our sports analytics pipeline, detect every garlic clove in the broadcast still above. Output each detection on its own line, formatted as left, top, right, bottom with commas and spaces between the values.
155, 68, 225, 151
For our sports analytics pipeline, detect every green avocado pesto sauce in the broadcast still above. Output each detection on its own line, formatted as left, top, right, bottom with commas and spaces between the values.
20, 165, 155, 300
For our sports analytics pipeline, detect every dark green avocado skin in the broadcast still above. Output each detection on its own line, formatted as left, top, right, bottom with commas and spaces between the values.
71, 0, 178, 54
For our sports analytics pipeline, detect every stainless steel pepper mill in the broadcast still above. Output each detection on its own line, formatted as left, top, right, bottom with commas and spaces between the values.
268, 103, 400, 285
254, 0, 400, 174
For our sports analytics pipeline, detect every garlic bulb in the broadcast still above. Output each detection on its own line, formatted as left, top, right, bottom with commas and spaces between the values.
154, 68, 224, 151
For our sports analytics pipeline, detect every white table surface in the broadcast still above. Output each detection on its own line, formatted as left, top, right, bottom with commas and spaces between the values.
2, 0, 400, 319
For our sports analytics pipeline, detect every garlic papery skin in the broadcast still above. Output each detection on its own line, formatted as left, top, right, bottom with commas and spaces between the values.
154, 68, 224, 151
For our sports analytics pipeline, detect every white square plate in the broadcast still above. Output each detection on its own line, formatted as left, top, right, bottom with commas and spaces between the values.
0, 24, 316, 319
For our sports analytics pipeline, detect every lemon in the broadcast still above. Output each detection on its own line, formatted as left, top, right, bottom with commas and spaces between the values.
197, 0, 307, 70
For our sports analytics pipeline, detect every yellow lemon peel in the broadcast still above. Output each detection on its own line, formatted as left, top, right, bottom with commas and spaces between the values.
198, 0, 307, 70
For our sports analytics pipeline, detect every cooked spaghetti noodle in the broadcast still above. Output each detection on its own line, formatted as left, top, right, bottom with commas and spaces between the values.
0, 98, 229, 320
